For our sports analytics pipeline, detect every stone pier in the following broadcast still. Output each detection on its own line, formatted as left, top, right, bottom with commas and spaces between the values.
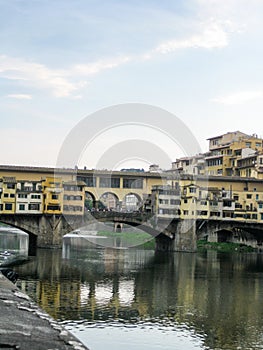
155, 219, 197, 252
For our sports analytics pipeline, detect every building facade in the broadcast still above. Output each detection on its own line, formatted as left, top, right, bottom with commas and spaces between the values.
150, 174, 263, 223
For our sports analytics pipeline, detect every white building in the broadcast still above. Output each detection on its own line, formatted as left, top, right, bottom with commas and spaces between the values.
16, 181, 43, 214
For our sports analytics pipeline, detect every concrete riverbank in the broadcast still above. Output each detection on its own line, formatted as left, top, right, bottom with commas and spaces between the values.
0, 272, 89, 350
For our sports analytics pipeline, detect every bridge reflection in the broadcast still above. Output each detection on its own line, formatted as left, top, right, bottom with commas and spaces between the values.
14, 248, 263, 349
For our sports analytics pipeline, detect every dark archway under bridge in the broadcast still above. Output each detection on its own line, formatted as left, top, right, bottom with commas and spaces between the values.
196, 219, 263, 250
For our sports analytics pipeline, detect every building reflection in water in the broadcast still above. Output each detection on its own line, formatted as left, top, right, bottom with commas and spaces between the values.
15, 244, 263, 350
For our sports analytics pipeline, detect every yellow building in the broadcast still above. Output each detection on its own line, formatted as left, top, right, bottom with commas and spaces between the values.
205, 131, 263, 176
152, 174, 263, 223
63, 181, 86, 215
42, 177, 63, 214
0, 177, 17, 214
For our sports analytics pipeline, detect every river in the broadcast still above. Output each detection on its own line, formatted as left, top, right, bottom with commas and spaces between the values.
10, 241, 263, 350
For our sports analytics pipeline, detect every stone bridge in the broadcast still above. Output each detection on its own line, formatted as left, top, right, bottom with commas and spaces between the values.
0, 212, 263, 254
196, 219, 263, 250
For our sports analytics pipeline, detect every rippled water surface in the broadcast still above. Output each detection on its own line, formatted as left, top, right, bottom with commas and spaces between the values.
13, 244, 263, 350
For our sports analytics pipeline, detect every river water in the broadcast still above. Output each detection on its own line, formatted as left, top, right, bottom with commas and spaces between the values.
10, 240, 263, 350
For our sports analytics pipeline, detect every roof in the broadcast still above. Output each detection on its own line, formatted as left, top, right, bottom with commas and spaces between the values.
2, 176, 17, 183
0, 165, 165, 179
206, 131, 249, 141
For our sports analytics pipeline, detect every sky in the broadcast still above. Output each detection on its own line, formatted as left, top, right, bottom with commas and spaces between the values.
1, 0, 263, 170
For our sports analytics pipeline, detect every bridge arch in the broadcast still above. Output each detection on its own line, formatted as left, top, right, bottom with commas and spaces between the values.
85, 191, 96, 210
216, 229, 234, 243
99, 192, 120, 211
121, 193, 142, 212
0, 219, 37, 255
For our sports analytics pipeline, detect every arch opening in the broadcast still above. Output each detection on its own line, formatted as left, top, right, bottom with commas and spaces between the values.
99, 192, 120, 211
122, 193, 142, 212
216, 229, 233, 243
85, 191, 96, 210
0, 222, 36, 256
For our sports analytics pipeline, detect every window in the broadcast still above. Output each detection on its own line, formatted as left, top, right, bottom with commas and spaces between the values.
200, 201, 207, 206
5, 203, 12, 210
63, 205, 83, 212
212, 139, 219, 146
246, 142, 251, 148
184, 199, 188, 204
123, 178, 143, 189
197, 210, 208, 216
47, 205, 60, 211
31, 194, 41, 199
3, 193, 8, 198
10, 193, 15, 198
159, 199, 168, 204
256, 194, 259, 200
189, 187, 196, 193
183, 210, 189, 215
99, 177, 120, 188
247, 194, 252, 199
256, 142, 261, 148
6, 183, 15, 189
207, 158, 223, 167
99, 177, 111, 188
233, 195, 239, 201
170, 199, 180, 205
29, 204, 40, 210
19, 204, 25, 211
52, 194, 59, 200
111, 178, 120, 188
259, 204, 263, 209
18, 194, 27, 198
78, 176, 96, 187
210, 212, 220, 217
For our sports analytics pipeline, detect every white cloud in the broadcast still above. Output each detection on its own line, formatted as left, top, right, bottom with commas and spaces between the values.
0, 54, 130, 98
0, 19, 238, 98
0, 55, 80, 97
154, 20, 230, 54
71, 56, 131, 76
6, 94, 32, 100
211, 90, 263, 105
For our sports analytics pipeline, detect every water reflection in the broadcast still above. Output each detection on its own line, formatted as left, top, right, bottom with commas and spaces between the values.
14, 248, 263, 350
0, 228, 28, 265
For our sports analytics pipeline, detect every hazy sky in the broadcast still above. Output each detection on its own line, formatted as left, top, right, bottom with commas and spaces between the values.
1, 0, 263, 169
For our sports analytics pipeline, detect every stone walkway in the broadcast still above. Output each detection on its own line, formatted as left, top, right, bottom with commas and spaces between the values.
0, 272, 89, 350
